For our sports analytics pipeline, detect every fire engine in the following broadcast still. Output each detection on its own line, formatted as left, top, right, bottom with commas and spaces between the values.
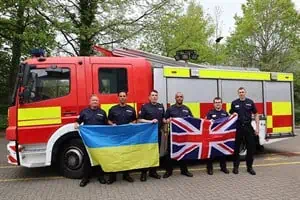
6, 47, 295, 178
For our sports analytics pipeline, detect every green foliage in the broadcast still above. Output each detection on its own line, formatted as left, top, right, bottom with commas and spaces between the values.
39, 0, 178, 56
294, 71, 300, 124
226, 0, 300, 71
140, 1, 215, 63
0, 0, 57, 99
0, 104, 7, 130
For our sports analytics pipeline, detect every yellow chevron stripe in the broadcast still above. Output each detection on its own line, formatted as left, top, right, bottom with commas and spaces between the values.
185, 103, 200, 118
199, 69, 270, 80
18, 107, 61, 127
272, 102, 292, 116
272, 127, 292, 133
163, 67, 190, 77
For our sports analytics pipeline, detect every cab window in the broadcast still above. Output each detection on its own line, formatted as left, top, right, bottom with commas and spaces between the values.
28, 68, 70, 102
98, 68, 128, 94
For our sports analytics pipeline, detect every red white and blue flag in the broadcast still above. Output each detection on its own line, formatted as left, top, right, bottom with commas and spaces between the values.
171, 116, 238, 160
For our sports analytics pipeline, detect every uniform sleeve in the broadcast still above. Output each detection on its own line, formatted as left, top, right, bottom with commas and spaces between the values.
162, 106, 166, 118
138, 105, 146, 119
108, 108, 113, 121
225, 111, 229, 117
103, 111, 108, 124
77, 110, 85, 124
165, 108, 171, 119
229, 102, 235, 114
206, 111, 212, 120
252, 101, 258, 114
132, 107, 137, 121
188, 107, 194, 117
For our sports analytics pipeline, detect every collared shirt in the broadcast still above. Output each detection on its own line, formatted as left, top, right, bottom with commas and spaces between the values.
229, 98, 257, 124
206, 109, 229, 120
108, 104, 137, 125
138, 102, 165, 128
165, 104, 193, 119
77, 107, 107, 125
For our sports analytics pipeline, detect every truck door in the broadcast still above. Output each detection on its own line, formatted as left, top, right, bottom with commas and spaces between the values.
90, 59, 135, 113
164, 67, 218, 118
17, 64, 78, 145
265, 81, 293, 137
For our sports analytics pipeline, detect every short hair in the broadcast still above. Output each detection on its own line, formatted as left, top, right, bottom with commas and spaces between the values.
213, 97, 222, 103
150, 90, 158, 95
175, 92, 183, 97
117, 90, 127, 96
90, 94, 98, 100
238, 87, 246, 91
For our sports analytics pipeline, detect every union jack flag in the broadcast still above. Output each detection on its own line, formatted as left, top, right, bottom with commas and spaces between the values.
171, 116, 237, 160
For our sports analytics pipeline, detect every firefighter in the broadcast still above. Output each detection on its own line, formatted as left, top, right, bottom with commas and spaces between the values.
138, 90, 166, 181
74, 94, 108, 187
107, 91, 137, 184
230, 87, 259, 175
205, 97, 230, 175
163, 92, 193, 178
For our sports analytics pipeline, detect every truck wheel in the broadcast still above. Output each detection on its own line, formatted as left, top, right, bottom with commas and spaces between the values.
59, 138, 90, 179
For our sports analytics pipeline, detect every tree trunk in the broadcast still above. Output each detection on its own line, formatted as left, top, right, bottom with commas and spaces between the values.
7, 2, 25, 100
78, 0, 97, 56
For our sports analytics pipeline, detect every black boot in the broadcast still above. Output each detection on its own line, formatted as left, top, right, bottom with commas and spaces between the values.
207, 168, 213, 175
247, 168, 256, 175
123, 173, 134, 182
140, 172, 147, 182
107, 173, 116, 184
98, 175, 106, 184
163, 170, 173, 178
79, 178, 89, 187
181, 170, 193, 177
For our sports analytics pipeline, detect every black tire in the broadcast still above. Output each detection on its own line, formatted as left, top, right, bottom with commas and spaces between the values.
59, 138, 90, 179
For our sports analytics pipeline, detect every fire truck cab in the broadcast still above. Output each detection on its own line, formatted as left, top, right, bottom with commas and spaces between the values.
6, 47, 295, 178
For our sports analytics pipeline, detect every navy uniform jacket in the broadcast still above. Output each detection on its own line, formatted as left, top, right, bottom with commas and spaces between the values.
108, 104, 137, 125
77, 107, 107, 125
229, 98, 257, 124
165, 104, 193, 118
206, 109, 229, 120
138, 102, 165, 128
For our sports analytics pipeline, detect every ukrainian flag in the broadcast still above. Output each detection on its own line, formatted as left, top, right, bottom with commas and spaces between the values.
79, 123, 159, 172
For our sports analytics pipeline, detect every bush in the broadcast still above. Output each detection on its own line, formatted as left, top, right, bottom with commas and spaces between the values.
0, 104, 8, 130
295, 106, 300, 126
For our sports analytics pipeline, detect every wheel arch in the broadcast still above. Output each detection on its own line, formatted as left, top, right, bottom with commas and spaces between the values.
46, 123, 83, 165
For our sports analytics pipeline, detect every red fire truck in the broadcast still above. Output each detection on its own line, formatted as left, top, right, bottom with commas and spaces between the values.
6, 47, 295, 178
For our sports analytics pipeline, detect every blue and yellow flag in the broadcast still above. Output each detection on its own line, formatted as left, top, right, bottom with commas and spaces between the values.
79, 123, 159, 172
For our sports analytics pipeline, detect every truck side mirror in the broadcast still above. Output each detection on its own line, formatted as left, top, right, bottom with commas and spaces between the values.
19, 87, 31, 104
22, 65, 31, 86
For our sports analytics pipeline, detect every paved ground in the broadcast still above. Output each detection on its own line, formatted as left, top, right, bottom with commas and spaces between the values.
0, 130, 300, 200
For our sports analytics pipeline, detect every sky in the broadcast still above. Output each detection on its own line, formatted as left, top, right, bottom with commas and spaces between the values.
199, 0, 300, 38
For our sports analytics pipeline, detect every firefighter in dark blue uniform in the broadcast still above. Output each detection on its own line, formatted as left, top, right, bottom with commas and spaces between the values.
75, 95, 108, 187
163, 92, 193, 178
138, 90, 165, 181
107, 91, 137, 184
205, 97, 230, 175
230, 87, 259, 175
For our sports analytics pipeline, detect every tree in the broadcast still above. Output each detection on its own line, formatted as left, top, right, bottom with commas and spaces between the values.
226, 0, 300, 71
140, 1, 215, 64
0, 0, 56, 99
37, 0, 177, 56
